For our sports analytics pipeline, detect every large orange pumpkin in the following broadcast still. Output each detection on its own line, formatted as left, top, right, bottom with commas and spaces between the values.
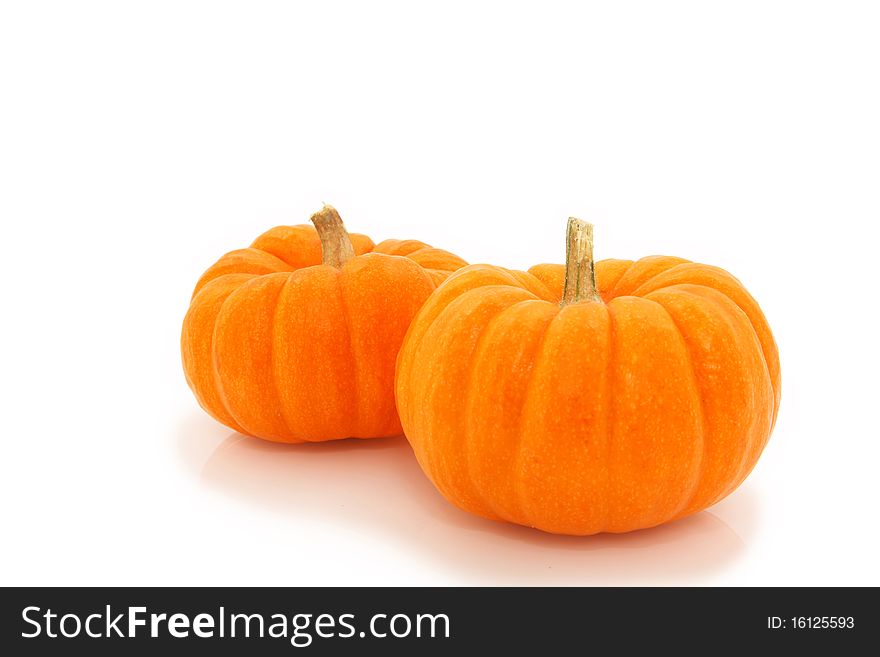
395, 219, 780, 535
182, 205, 466, 443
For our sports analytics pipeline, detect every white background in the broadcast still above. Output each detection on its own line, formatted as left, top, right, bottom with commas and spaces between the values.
1, 1, 878, 586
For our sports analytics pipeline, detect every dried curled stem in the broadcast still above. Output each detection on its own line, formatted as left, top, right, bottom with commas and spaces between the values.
310, 204, 355, 268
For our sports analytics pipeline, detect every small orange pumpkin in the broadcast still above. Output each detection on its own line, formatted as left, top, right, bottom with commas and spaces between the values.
396, 218, 780, 535
182, 205, 466, 443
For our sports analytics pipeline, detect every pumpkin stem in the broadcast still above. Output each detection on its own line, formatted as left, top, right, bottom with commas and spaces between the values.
310, 204, 355, 268
561, 217, 601, 305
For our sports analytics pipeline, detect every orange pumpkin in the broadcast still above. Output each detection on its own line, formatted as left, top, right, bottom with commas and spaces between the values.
182, 205, 466, 443
396, 219, 780, 535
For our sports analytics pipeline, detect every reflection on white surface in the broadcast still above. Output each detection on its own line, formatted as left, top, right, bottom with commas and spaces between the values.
178, 412, 757, 585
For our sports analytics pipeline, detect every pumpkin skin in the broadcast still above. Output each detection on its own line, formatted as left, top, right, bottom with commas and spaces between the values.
395, 230, 780, 535
182, 206, 467, 443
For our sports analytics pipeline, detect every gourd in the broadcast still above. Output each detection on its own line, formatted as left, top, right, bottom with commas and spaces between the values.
182, 205, 466, 443
395, 219, 780, 534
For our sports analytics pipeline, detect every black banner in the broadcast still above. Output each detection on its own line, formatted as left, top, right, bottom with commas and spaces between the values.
0, 587, 872, 654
